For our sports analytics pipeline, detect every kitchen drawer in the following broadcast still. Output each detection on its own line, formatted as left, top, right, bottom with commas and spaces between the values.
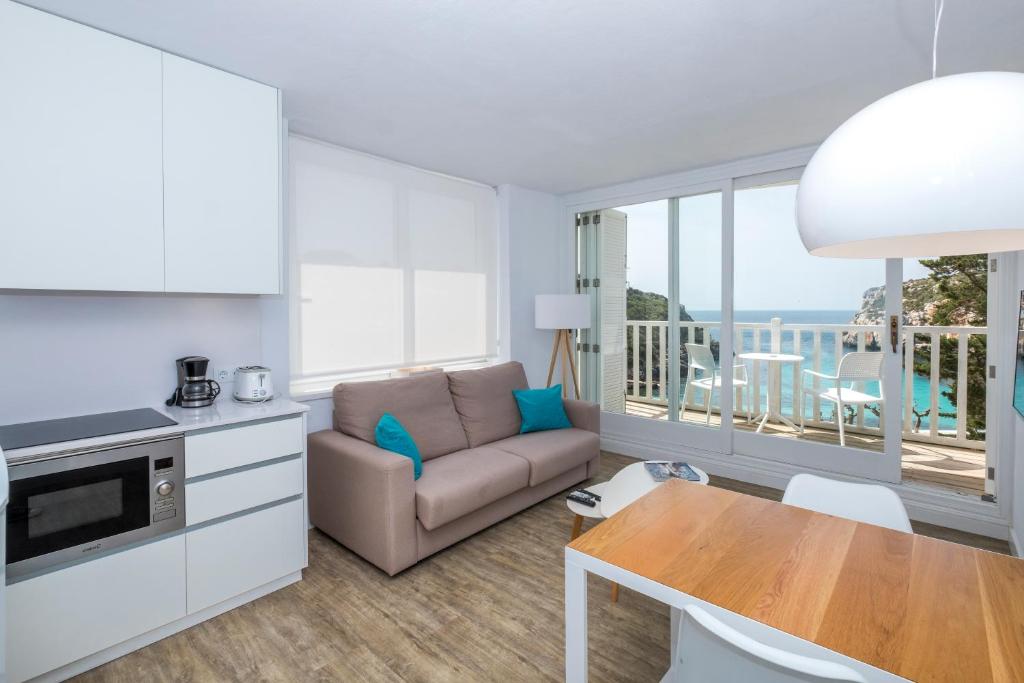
185, 417, 302, 478
186, 498, 304, 614
186, 456, 303, 525
7, 535, 186, 683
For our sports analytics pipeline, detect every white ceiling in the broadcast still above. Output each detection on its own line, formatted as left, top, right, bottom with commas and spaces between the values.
20, 0, 1024, 194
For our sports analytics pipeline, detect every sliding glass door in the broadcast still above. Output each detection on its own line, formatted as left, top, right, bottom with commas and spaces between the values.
676, 192, 724, 427
731, 170, 901, 481
900, 253, 994, 497
576, 170, 1000, 494
577, 185, 727, 453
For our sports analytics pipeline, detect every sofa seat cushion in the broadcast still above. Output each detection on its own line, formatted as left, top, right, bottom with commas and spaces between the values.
415, 447, 530, 531
447, 361, 529, 447
490, 428, 600, 486
333, 372, 469, 460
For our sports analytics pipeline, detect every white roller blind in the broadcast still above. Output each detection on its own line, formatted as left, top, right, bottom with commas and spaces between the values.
289, 135, 498, 390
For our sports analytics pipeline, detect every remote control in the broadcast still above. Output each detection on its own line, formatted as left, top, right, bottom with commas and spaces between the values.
579, 488, 602, 501
567, 491, 597, 507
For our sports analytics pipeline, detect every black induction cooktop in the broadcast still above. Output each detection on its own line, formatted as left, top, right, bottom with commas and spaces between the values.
0, 408, 178, 451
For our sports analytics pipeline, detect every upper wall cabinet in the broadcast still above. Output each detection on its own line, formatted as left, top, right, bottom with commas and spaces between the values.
0, 2, 165, 292
0, 3, 281, 295
163, 55, 281, 294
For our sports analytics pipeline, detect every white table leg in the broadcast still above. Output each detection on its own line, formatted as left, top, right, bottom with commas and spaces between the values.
565, 554, 588, 682
670, 606, 681, 663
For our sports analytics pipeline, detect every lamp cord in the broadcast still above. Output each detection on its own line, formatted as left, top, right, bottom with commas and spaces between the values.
932, 0, 945, 78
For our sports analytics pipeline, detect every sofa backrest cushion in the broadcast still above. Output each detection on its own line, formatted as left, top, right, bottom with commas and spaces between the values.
333, 372, 469, 460
447, 361, 529, 447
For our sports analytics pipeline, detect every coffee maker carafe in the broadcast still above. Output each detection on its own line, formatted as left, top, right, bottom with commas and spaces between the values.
166, 356, 221, 408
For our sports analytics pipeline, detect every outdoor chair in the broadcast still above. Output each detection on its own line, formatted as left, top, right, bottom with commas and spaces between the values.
800, 351, 884, 447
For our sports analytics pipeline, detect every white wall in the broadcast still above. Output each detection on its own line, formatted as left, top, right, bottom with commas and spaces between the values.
1012, 252, 1024, 556
0, 292, 262, 424
499, 184, 568, 388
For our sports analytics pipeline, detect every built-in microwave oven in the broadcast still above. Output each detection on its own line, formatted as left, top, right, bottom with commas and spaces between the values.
5, 436, 185, 579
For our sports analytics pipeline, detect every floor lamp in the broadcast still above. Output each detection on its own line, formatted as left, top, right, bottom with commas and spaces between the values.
535, 294, 591, 399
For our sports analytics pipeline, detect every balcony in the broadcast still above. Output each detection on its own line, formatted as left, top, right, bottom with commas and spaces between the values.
621, 318, 987, 495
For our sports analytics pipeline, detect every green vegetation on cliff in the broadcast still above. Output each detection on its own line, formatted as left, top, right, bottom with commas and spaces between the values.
626, 287, 693, 322
625, 288, 699, 388
850, 254, 987, 437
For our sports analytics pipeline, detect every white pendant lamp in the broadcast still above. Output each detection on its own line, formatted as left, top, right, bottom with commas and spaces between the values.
797, 2, 1024, 258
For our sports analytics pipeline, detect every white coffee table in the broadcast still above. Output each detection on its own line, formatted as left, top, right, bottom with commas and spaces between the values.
601, 461, 709, 518
566, 481, 608, 540
737, 352, 804, 433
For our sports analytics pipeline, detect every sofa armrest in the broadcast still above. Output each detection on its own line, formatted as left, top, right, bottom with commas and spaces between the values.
563, 399, 600, 434
307, 430, 417, 576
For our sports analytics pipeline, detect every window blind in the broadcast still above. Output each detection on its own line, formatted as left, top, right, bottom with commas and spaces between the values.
288, 135, 498, 393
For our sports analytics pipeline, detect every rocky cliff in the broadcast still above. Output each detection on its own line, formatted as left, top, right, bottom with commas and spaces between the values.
846, 276, 980, 347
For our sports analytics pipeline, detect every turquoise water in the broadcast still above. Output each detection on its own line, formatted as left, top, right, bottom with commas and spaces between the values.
686, 310, 957, 431
1015, 353, 1024, 418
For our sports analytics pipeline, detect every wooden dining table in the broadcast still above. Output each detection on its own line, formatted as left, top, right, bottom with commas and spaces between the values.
565, 479, 1024, 682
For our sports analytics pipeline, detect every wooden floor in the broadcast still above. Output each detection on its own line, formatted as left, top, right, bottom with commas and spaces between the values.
73, 453, 1008, 683
626, 400, 987, 495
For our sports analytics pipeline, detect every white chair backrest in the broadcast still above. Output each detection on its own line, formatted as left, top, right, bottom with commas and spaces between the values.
837, 352, 884, 382
685, 343, 715, 373
674, 605, 866, 683
782, 473, 912, 533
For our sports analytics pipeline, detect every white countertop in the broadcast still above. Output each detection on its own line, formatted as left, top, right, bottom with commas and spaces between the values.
3, 399, 309, 465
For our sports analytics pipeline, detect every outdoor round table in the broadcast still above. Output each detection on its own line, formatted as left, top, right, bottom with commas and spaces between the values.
737, 352, 805, 433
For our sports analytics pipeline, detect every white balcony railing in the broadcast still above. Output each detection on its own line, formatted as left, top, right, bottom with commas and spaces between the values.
624, 318, 986, 450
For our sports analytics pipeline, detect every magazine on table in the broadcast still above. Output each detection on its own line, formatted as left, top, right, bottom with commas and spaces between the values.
644, 460, 701, 483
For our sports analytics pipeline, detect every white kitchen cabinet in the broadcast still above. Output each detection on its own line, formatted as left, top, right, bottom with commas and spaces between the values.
0, 3, 281, 295
186, 499, 304, 614
6, 535, 186, 683
186, 456, 303, 526
185, 416, 303, 478
2, 406, 308, 681
162, 54, 281, 294
0, 2, 165, 292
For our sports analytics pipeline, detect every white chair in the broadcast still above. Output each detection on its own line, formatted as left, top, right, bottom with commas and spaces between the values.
782, 473, 913, 533
684, 343, 751, 425
800, 352, 884, 447
670, 605, 866, 683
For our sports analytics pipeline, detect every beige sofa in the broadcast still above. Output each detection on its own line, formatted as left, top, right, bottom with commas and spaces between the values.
308, 361, 600, 575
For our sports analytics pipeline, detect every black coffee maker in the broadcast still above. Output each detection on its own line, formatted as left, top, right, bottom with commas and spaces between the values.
166, 356, 221, 408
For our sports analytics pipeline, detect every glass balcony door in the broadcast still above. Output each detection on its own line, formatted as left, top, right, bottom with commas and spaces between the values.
576, 183, 729, 455
575, 166, 1003, 496
732, 169, 902, 482
900, 254, 997, 498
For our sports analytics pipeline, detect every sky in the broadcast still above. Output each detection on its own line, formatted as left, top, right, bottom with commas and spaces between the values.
617, 183, 931, 312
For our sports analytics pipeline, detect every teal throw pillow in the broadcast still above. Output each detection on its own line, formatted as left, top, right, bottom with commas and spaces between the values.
513, 385, 572, 434
374, 413, 422, 480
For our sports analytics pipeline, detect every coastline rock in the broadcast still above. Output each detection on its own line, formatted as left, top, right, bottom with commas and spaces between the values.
845, 276, 978, 347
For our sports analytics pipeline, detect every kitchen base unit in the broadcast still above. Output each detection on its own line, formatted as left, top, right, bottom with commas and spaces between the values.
15, 568, 302, 683
4, 404, 309, 683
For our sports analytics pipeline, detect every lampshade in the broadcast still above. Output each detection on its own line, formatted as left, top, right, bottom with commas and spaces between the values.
535, 294, 591, 330
797, 71, 1024, 258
